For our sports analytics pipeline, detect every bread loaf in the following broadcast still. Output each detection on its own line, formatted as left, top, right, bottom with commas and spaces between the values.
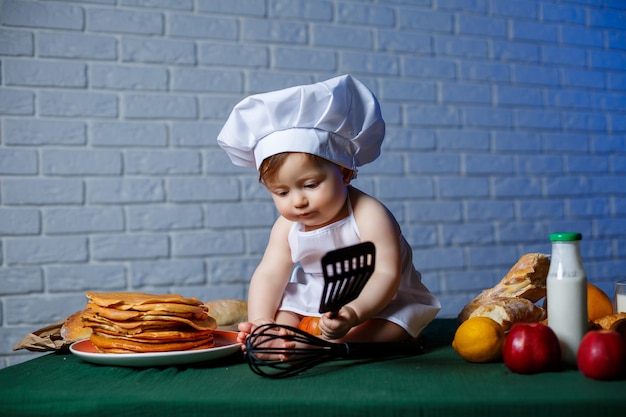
458, 253, 550, 324
60, 310, 93, 342
594, 312, 626, 330
204, 299, 248, 330
466, 297, 545, 331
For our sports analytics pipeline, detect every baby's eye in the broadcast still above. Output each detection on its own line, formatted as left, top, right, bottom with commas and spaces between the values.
304, 182, 318, 189
274, 190, 289, 197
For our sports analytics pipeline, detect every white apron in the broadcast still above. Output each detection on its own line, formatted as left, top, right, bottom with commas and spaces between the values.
279, 200, 441, 338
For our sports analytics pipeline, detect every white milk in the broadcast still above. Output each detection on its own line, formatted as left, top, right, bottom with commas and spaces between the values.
546, 233, 588, 367
547, 274, 587, 365
616, 293, 626, 313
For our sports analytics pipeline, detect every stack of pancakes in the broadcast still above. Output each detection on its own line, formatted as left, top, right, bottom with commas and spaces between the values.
81, 292, 217, 353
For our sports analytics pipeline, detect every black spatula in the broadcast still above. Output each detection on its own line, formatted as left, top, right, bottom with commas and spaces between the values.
319, 241, 376, 315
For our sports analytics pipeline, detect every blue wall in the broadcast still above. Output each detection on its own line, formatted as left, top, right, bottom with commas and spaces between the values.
1, 0, 625, 367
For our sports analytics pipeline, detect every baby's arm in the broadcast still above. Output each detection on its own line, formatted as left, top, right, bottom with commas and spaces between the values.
237, 216, 294, 344
319, 188, 402, 340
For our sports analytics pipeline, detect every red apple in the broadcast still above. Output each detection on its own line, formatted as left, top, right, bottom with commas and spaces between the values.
577, 330, 626, 380
503, 322, 561, 374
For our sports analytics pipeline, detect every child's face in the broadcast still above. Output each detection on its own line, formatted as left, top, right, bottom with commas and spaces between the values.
264, 153, 350, 231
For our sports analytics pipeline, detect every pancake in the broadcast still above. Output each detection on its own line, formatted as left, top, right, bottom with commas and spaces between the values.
93, 327, 214, 342
82, 310, 217, 332
86, 302, 208, 321
80, 292, 218, 354
86, 292, 203, 309
90, 332, 214, 353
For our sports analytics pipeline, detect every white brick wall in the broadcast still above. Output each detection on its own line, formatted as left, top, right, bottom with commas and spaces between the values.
1, 0, 625, 367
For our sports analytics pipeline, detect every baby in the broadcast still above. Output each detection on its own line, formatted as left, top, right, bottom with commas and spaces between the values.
217, 75, 440, 345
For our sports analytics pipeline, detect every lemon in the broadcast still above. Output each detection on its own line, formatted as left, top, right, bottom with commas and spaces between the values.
452, 317, 505, 363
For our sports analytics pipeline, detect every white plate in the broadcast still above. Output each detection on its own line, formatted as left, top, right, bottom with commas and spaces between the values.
70, 330, 242, 367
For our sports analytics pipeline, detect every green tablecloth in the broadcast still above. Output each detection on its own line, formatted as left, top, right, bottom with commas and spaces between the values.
1, 319, 624, 417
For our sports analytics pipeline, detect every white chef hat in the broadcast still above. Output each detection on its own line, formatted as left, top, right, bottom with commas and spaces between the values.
216, 74, 385, 173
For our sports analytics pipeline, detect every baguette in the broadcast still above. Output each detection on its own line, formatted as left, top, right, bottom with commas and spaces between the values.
466, 297, 545, 331
458, 253, 550, 324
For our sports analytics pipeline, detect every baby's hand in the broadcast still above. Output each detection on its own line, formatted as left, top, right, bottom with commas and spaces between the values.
236, 321, 254, 345
318, 306, 358, 340
236, 319, 275, 347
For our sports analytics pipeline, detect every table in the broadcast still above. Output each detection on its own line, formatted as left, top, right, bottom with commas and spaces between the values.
1, 319, 624, 417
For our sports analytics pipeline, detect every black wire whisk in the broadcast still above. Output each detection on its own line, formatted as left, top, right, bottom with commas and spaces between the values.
245, 323, 424, 378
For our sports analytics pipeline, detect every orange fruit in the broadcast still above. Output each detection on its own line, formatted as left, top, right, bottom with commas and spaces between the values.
298, 316, 322, 336
452, 317, 505, 363
587, 282, 614, 322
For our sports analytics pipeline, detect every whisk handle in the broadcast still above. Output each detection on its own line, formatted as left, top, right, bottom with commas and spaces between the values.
341, 341, 424, 359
